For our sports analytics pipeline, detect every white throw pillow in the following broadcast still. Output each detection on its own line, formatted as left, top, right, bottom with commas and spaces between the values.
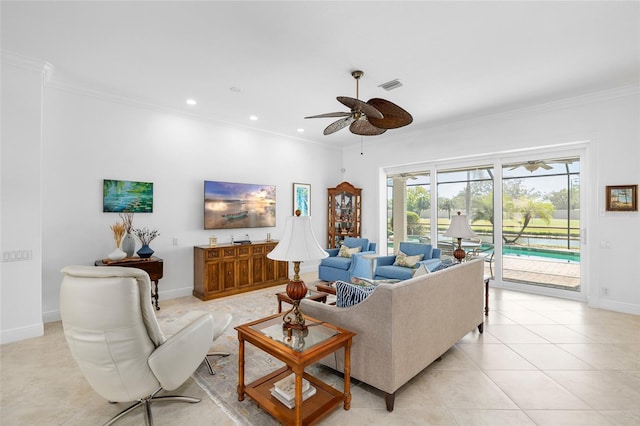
413, 263, 430, 277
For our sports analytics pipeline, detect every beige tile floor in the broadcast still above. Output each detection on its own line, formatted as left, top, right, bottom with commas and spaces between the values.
1, 273, 639, 425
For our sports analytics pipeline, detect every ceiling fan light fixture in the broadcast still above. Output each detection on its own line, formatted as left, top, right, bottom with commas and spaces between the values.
305, 69, 412, 136
379, 79, 403, 91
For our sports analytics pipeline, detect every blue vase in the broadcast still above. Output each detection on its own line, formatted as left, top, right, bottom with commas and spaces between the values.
137, 244, 154, 259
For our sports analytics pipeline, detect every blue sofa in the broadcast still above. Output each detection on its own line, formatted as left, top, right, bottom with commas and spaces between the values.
318, 237, 377, 282
374, 242, 442, 280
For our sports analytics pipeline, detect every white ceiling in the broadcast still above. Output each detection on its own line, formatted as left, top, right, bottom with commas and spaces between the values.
2, 1, 639, 147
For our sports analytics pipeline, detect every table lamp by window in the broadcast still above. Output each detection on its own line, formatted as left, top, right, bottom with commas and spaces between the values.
267, 210, 328, 331
443, 211, 478, 263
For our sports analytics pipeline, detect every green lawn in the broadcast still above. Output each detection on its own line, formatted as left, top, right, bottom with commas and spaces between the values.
419, 218, 581, 238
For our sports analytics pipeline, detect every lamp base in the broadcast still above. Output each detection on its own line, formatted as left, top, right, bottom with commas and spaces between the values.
453, 238, 466, 263
282, 278, 308, 331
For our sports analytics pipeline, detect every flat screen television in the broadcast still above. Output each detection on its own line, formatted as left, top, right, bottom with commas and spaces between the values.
204, 180, 276, 229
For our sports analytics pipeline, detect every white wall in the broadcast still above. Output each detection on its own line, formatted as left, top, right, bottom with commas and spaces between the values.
1, 55, 46, 343
343, 87, 640, 315
1, 61, 341, 343
39, 86, 342, 323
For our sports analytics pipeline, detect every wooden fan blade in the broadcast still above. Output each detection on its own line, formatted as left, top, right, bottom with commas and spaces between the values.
350, 118, 387, 136
337, 96, 383, 119
324, 116, 354, 135
304, 112, 351, 119
366, 98, 413, 129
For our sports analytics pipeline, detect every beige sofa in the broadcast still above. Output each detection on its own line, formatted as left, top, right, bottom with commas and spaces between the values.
301, 258, 484, 411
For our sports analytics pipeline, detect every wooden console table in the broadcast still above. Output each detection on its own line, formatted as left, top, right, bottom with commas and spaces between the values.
236, 314, 355, 425
95, 257, 163, 310
193, 241, 288, 301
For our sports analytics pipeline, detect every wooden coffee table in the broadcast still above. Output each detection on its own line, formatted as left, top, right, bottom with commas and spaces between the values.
236, 314, 355, 426
277, 290, 328, 313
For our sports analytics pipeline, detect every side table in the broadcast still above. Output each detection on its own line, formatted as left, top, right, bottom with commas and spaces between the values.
95, 257, 163, 310
277, 290, 328, 313
236, 314, 355, 426
361, 253, 379, 279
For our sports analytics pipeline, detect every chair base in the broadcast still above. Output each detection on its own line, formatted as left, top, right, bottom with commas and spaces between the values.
104, 388, 200, 426
204, 351, 230, 375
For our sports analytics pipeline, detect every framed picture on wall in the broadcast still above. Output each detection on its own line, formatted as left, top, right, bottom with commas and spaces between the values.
293, 183, 311, 216
103, 179, 153, 213
606, 184, 637, 211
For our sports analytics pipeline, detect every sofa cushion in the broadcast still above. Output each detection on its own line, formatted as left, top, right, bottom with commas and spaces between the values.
338, 245, 362, 258
393, 251, 424, 268
374, 265, 416, 281
336, 280, 376, 307
320, 256, 352, 270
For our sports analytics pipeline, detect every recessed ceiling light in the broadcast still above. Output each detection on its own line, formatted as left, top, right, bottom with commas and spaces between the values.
186, 99, 197, 105
297, 128, 304, 133
249, 115, 258, 121
230, 87, 241, 93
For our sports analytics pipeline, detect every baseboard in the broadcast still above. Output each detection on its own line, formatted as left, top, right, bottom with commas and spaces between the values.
0, 322, 44, 345
160, 285, 194, 300
591, 298, 640, 316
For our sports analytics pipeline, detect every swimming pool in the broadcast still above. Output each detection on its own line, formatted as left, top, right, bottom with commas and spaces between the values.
502, 245, 580, 262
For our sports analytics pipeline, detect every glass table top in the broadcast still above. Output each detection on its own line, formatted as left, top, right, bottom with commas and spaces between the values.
249, 315, 339, 353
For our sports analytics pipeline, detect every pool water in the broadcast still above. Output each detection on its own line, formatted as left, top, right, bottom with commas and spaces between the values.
502, 245, 580, 262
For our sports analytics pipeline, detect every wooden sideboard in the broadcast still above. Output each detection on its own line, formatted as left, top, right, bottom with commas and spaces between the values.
193, 241, 288, 301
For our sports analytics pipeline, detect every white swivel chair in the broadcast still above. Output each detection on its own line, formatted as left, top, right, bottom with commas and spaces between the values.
60, 265, 219, 426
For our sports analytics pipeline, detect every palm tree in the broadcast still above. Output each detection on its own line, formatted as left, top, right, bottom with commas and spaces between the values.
503, 197, 554, 244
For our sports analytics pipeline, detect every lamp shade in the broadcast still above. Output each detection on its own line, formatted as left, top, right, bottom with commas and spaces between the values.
443, 212, 477, 239
267, 215, 328, 262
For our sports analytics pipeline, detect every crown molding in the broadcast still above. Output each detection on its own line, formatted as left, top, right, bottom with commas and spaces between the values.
45, 72, 330, 147
354, 83, 640, 151
1, 50, 54, 81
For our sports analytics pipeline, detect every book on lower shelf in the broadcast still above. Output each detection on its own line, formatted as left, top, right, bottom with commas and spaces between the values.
270, 385, 316, 409
273, 373, 310, 397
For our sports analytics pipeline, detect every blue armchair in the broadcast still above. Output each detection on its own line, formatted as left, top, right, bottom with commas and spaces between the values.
374, 242, 442, 281
318, 237, 377, 282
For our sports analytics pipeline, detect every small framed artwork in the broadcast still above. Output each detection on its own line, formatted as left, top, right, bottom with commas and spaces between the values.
103, 179, 153, 213
606, 185, 638, 211
293, 183, 311, 216
209, 236, 217, 247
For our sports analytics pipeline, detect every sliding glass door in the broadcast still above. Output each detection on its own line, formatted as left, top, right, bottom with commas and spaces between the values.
501, 157, 581, 291
385, 153, 583, 297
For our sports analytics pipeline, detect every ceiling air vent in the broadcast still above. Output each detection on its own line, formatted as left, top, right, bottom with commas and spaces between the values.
378, 79, 403, 91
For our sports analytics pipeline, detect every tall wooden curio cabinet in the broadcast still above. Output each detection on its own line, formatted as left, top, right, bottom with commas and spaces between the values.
327, 181, 362, 248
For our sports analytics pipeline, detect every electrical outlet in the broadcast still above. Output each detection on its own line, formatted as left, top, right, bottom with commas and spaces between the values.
602, 288, 609, 296
172, 237, 178, 246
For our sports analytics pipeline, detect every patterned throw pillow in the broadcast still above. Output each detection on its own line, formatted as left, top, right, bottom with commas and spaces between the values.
433, 258, 456, 271
350, 276, 375, 286
393, 250, 424, 268
336, 280, 376, 307
338, 245, 362, 258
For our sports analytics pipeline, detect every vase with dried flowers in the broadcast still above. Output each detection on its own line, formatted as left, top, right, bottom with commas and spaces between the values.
133, 227, 159, 258
119, 212, 135, 257
108, 221, 127, 260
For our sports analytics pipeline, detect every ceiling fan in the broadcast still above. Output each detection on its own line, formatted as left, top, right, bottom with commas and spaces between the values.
305, 70, 413, 136
509, 159, 575, 172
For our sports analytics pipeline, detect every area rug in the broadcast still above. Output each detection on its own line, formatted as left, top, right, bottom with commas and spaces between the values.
157, 283, 344, 426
